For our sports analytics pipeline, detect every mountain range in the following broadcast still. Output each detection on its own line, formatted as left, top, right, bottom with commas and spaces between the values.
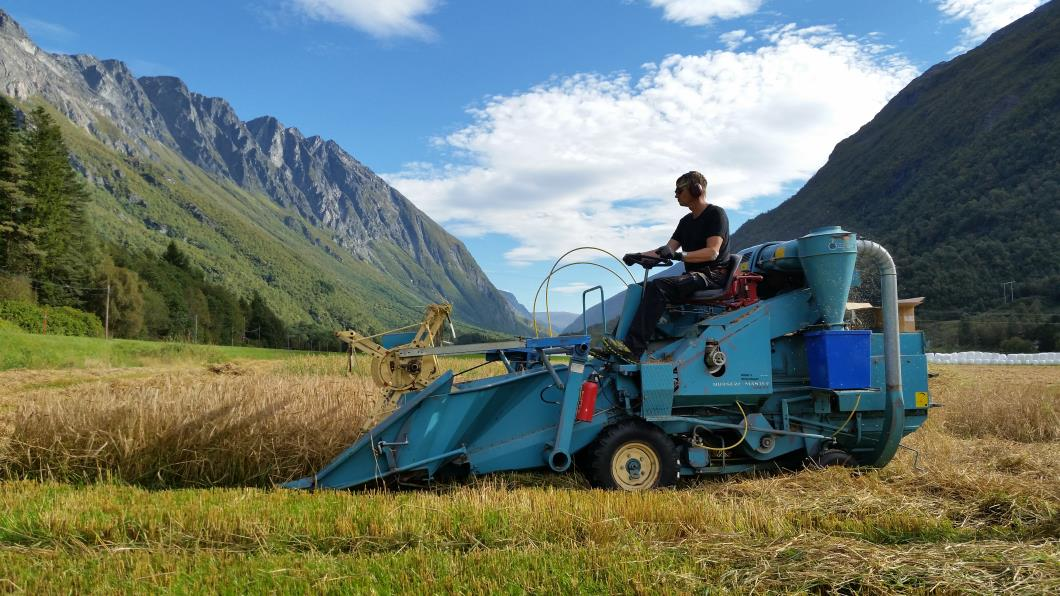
0, 10, 526, 336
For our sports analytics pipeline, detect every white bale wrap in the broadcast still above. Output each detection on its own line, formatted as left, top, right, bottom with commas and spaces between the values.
926, 352, 1060, 365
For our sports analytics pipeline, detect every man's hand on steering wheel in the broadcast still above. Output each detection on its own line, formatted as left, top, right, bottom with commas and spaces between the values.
622, 246, 684, 268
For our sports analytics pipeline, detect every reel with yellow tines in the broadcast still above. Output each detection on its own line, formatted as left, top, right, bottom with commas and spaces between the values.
336, 304, 454, 400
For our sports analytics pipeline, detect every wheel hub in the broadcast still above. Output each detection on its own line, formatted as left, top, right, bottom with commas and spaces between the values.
625, 458, 642, 479
610, 441, 660, 490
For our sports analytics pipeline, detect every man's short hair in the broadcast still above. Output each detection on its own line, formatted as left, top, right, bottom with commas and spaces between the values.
676, 171, 708, 192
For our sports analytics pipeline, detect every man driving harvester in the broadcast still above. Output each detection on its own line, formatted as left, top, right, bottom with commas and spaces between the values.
617, 171, 730, 360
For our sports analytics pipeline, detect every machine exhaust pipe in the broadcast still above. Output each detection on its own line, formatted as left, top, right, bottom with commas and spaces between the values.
856, 240, 904, 467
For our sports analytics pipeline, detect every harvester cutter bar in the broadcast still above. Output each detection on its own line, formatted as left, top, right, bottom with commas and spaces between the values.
399, 336, 590, 357
400, 340, 525, 357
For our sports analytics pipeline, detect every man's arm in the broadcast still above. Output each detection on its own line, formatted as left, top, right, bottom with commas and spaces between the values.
681, 236, 723, 263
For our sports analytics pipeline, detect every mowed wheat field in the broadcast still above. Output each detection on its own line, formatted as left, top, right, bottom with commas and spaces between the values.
0, 339, 1057, 593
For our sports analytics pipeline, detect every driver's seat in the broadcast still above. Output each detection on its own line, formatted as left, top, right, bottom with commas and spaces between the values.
686, 254, 743, 302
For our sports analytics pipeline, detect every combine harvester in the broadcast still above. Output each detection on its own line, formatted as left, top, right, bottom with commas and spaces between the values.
287, 227, 932, 491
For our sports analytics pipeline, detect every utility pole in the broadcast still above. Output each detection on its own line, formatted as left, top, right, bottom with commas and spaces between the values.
1001, 281, 1015, 304
104, 282, 111, 340
193, 314, 198, 344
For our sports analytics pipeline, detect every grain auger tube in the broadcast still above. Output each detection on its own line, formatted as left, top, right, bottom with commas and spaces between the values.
289, 226, 933, 491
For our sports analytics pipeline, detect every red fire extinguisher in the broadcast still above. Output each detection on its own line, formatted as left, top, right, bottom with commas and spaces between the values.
576, 375, 599, 422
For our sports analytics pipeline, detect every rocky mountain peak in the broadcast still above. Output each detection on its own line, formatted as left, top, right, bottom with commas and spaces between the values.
138, 75, 188, 94
0, 10, 30, 41
246, 114, 280, 132
65, 55, 141, 101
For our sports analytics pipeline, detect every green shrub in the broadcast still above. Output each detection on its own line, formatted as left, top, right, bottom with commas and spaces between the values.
0, 275, 36, 302
0, 300, 104, 337
0, 300, 42, 331
998, 336, 1036, 354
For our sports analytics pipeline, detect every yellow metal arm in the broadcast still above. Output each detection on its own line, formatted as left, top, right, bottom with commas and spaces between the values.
335, 330, 390, 358
335, 304, 454, 399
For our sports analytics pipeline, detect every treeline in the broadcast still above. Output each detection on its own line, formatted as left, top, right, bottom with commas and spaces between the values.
0, 97, 337, 350
918, 298, 1059, 354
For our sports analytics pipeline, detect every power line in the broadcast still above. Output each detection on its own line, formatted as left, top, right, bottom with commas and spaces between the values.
919, 314, 1060, 321
919, 315, 1060, 321
919, 319, 1060, 326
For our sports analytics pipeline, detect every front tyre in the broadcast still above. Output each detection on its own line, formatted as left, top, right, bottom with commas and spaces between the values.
589, 420, 678, 490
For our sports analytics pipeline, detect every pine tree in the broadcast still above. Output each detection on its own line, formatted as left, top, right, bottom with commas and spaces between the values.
20, 106, 96, 306
162, 241, 190, 270
0, 97, 31, 270
247, 291, 286, 348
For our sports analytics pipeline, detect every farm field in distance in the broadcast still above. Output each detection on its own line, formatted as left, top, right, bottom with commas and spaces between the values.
0, 333, 1057, 593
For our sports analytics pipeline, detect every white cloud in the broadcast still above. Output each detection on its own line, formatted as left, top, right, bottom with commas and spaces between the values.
19, 16, 76, 42
385, 24, 917, 266
290, 0, 439, 39
936, 0, 1047, 50
648, 0, 763, 26
719, 29, 754, 50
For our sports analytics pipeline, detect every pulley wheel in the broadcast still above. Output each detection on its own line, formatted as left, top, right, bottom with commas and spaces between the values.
812, 448, 857, 468
371, 351, 438, 392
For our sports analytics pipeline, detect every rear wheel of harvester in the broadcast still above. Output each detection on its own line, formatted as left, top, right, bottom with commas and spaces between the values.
589, 420, 678, 490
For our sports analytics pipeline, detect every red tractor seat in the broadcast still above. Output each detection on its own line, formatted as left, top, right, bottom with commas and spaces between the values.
682, 254, 763, 308
687, 254, 742, 301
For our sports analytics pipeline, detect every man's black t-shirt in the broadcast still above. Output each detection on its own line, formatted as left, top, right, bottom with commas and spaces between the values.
671, 204, 730, 278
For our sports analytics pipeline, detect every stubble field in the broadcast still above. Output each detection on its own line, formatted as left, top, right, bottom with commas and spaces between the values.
0, 345, 1057, 593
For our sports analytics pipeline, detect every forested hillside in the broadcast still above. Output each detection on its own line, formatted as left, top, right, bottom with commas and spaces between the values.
0, 99, 309, 346
733, 1, 1059, 349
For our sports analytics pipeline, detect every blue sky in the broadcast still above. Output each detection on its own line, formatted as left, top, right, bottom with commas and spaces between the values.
5, 0, 1047, 319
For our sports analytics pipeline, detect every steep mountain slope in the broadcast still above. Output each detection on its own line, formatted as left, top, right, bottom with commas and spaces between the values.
500, 291, 579, 330
0, 11, 525, 334
733, 1, 1060, 314
500, 291, 533, 320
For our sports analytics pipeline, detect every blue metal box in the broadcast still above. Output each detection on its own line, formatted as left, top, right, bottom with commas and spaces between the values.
804, 330, 871, 389
379, 332, 417, 349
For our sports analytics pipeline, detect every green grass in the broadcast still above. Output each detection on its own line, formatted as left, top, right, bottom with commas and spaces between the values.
0, 546, 691, 594
0, 327, 300, 370
0, 478, 1055, 593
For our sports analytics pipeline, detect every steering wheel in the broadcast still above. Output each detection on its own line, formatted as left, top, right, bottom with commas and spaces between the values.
622, 253, 674, 269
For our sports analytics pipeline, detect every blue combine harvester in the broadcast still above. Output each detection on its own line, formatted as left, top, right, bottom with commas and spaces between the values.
286, 227, 931, 491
